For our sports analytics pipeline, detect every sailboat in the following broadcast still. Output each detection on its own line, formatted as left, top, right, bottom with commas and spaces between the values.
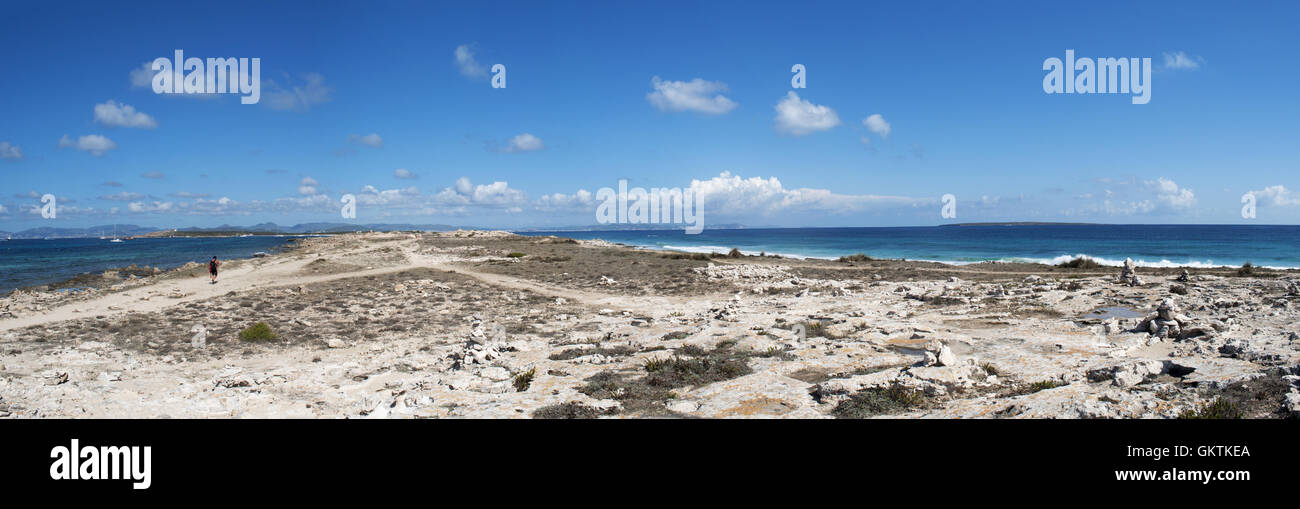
109, 224, 125, 243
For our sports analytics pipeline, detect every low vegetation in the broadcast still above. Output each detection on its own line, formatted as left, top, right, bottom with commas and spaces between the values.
1179, 397, 1242, 419
576, 342, 758, 416
238, 321, 278, 342
512, 367, 536, 392
660, 252, 711, 261
838, 253, 875, 263
532, 402, 610, 419
832, 385, 930, 418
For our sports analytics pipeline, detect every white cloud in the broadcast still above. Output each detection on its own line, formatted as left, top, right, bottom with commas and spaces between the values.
646, 77, 737, 114
1089, 177, 1195, 216
128, 201, 174, 213
94, 100, 158, 129
455, 176, 473, 195
349, 133, 383, 148
129, 62, 154, 88
774, 91, 840, 135
394, 168, 417, 179
0, 141, 22, 160
503, 133, 544, 153
263, 73, 332, 111
1148, 177, 1196, 209
298, 177, 320, 196
128, 62, 220, 100
100, 191, 145, 201
862, 114, 891, 138
141, 171, 164, 179
689, 171, 922, 215
168, 191, 211, 198
355, 185, 422, 207
1162, 51, 1203, 70
1248, 185, 1300, 207
436, 177, 527, 209
58, 134, 117, 156
534, 189, 595, 211
454, 45, 487, 78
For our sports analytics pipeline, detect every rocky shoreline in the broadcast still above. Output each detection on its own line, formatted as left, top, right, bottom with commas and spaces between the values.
0, 231, 1296, 419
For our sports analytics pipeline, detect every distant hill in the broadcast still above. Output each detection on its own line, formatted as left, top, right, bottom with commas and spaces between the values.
940, 222, 1098, 227
512, 223, 751, 232
6, 224, 158, 239
5, 221, 770, 239
5, 222, 461, 239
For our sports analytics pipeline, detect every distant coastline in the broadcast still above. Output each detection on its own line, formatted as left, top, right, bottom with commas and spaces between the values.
939, 222, 1100, 227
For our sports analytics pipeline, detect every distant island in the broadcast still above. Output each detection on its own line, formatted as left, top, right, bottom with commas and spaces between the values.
940, 222, 1100, 227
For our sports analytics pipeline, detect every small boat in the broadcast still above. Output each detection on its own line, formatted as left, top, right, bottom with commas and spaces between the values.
109, 224, 125, 242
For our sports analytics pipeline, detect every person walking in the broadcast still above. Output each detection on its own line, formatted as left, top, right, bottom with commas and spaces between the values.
208, 256, 220, 283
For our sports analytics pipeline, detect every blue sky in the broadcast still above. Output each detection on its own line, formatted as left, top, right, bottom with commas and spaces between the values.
2, 0, 1298, 230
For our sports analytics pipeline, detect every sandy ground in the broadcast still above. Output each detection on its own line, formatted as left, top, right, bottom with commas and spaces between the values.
1, 231, 1297, 419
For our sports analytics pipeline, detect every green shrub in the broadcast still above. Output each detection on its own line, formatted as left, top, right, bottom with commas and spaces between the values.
1027, 380, 1065, 392
726, 248, 743, 258
507, 252, 526, 258
838, 253, 874, 263
533, 402, 608, 419
831, 385, 929, 418
513, 367, 536, 392
239, 321, 278, 342
1236, 262, 1255, 277
1179, 397, 1242, 419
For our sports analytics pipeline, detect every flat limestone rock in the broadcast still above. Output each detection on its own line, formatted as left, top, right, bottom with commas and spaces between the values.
677, 372, 824, 419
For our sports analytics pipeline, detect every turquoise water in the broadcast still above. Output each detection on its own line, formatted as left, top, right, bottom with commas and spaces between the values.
0, 236, 299, 293
518, 225, 1300, 269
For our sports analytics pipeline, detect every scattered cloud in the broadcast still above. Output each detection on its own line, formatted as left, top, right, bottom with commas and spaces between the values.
263, 73, 332, 112
0, 141, 22, 160
501, 133, 544, 153
436, 177, 527, 210
454, 44, 487, 78
1248, 185, 1300, 207
862, 114, 891, 138
99, 191, 145, 201
298, 176, 320, 196
127, 200, 174, 213
1162, 51, 1203, 70
348, 133, 383, 148
94, 100, 158, 128
1148, 177, 1196, 209
58, 134, 117, 156
689, 171, 924, 215
1091, 177, 1196, 216
101, 181, 123, 187
646, 77, 737, 114
774, 91, 840, 135
168, 191, 211, 198
141, 171, 165, 179
129, 62, 154, 88
394, 168, 417, 179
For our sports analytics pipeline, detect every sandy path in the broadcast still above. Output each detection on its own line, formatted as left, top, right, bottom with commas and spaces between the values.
0, 245, 421, 333
1, 239, 704, 333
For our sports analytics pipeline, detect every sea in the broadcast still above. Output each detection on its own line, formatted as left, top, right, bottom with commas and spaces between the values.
3, 225, 1297, 295
517, 225, 1300, 270
0, 236, 300, 294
